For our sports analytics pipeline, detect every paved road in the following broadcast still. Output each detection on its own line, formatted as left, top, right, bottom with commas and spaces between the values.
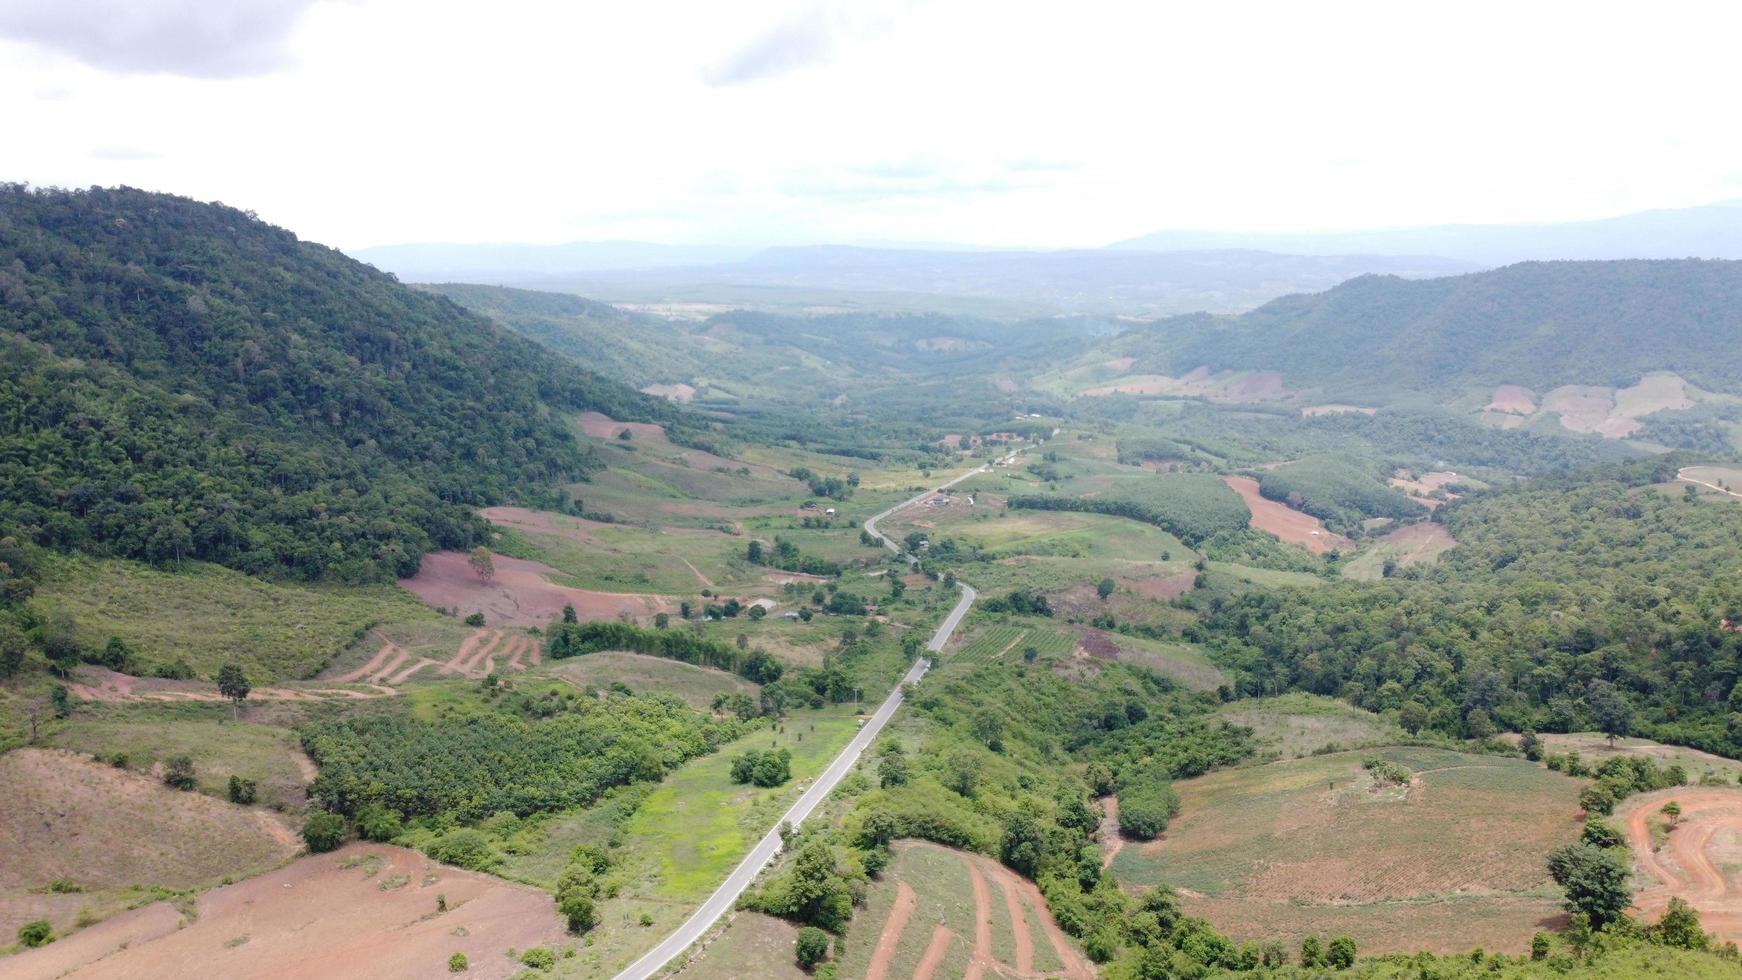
615, 464, 996, 980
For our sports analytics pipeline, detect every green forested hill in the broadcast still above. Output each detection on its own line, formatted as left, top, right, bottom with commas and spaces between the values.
0, 186, 673, 582
1111, 260, 1742, 395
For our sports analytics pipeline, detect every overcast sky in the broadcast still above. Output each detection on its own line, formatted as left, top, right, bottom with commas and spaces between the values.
6, 0, 1741, 250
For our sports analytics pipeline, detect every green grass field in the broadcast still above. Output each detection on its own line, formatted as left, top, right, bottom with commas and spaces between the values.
951, 622, 1076, 667
1217, 693, 1404, 760
547, 651, 758, 710
47, 705, 312, 811
554, 706, 866, 977
31, 554, 435, 682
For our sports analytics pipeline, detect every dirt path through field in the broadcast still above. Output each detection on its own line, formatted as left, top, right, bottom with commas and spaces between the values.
912, 924, 955, 980
1623, 788, 1742, 941
962, 855, 994, 980
1680, 469, 1742, 499
334, 636, 399, 682
864, 881, 918, 980
1101, 795, 1125, 869
997, 873, 1035, 973
682, 557, 715, 589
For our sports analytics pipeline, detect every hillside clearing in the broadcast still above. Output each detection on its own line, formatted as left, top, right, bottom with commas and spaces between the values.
400, 550, 674, 627
4, 844, 564, 980
0, 748, 297, 942
1115, 746, 1583, 954
1222, 475, 1351, 553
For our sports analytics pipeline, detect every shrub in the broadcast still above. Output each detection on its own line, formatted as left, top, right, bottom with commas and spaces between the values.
426, 828, 501, 871
356, 804, 405, 842
301, 811, 349, 853
795, 925, 831, 968
1327, 934, 1357, 968
448, 952, 468, 973
17, 919, 53, 947
520, 946, 555, 970
1579, 784, 1616, 816
463, 612, 485, 627
1117, 775, 1181, 840
228, 775, 257, 805
162, 755, 197, 791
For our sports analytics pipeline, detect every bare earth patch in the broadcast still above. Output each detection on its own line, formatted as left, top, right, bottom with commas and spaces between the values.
1377, 522, 1457, 566
1623, 788, 1742, 944
577, 410, 668, 441
1388, 469, 1462, 505
400, 550, 673, 627
0, 748, 297, 942
1483, 384, 1537, 415
6, 843, 566, 980
641, 382, 697, 402
1545, 386, 1639, 438
1222, 475, 1351, 554
1131, 571, 1196, 600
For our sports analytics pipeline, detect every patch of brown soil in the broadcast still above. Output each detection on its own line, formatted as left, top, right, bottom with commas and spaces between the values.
1389, 469, 1461, 499
864, 881, 918, 980
577, 410, 667, 441
1624, 788, 1742, 943
1132, 571, 1196, 600
6, 844, 565, 980
641, 382, 697, 402
1100, 796, 1124, 870
480, 506, 603, 544
1222, 475, 1351, 554
1483, 384, 1537, 415
1301, 404, 1376, 417
68, 666, 392, 705
333, 635, 401, 683
1078, 627, 1120, 659
400, 550, 673, 627
1545, 386, 1631, 437
0, 749, 297, 941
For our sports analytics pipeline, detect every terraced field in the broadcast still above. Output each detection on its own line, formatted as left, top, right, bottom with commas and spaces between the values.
952, 622, 1077, 667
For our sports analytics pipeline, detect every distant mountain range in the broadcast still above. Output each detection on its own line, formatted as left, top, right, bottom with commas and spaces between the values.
353, 200, 1742, 316
1112, 200, 1742, 265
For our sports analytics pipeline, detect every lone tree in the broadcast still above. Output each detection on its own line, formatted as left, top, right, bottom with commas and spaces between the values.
1586, 679, 1632, 748
1662, 800, 1683, 828
217, 662, 250, 719
467, 546, 495, 582
1097, 578, 1116, 601
794, 926, 831, 969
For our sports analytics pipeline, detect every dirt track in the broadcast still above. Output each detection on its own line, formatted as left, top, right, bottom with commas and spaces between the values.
864, 882, 919, 980
1623, 787, 1742, 942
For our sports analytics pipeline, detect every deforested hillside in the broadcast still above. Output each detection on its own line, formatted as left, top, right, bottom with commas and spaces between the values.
1108, 259, 1742, 396
0, 185, 675, 581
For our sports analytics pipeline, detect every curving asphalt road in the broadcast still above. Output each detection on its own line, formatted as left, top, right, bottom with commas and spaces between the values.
613, 463, 995, 980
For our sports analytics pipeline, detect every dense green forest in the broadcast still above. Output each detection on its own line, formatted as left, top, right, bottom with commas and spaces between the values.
1253, 455, 1426, 533
1195, 456, 1742, 753
1104, 260, 1742, 396
0, 186, 675, 581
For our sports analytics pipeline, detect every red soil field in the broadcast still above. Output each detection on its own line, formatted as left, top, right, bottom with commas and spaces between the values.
577, 410, 668, 441
1221, 475, 1351, 554
1484, 384, 1537, 415
7, 844, 566, 980
400, 550, 673, 627
1623, 788, 1742, 944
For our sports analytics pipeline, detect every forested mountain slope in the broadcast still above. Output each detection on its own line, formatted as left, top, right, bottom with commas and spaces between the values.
0, 186, 673, 582
1110, 260, 1742, 395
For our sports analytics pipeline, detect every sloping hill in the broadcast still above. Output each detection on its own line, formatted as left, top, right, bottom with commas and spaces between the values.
1104, 259, 1742, 397
0, 186, 673, 581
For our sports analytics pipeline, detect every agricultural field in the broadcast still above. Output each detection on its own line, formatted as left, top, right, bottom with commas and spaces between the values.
1218, 694, 1405, 760
28, 554, 433, 682
0, 748, 299, 944
547, 651, 758, 710
1113, 746, 1585, 955
4, 844, 565, 980
1339, 522, 1458, 581
833, 841, 1093, 979
1223, 475, 1354, 553
400, 550, 676, 628
948, 621, 1077, 668
1070, 628, 1224, 692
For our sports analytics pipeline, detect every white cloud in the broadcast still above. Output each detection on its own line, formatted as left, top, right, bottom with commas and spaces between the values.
4, 0, 1739, 249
